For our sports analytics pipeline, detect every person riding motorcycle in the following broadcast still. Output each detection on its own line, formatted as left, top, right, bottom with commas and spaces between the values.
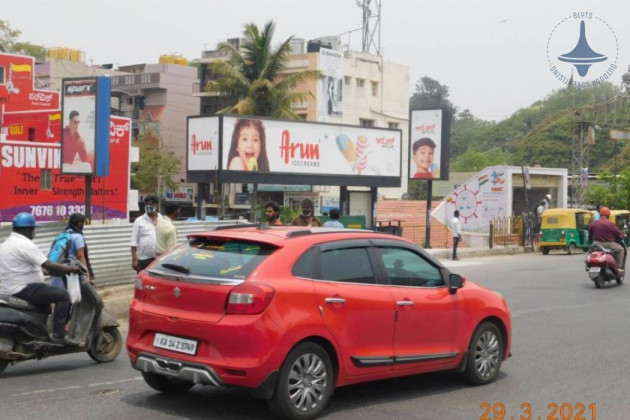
0, 213, 84, 345
588, 207, 626, 273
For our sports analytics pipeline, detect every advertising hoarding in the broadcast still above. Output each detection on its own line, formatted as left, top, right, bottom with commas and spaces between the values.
221, 115, 401, 186
0, 116, 130, 221
61, 78, 98, 174
0, 54, 59, 112
318, 48, 343, 121
409, 109, 450, 181
187, 116, 220, 171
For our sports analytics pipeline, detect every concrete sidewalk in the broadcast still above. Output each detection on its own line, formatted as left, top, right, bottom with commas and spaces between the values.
101, 244, 528, 321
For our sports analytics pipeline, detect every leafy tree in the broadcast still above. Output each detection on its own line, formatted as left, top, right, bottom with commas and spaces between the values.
0, 20, 47, 62
409, 76, 457, 117
205, 20, 321, 118
131, 137, 181, 200
586, 168, 630, 209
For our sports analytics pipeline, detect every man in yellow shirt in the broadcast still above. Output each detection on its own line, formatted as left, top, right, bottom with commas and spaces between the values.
156, 204, 179, 255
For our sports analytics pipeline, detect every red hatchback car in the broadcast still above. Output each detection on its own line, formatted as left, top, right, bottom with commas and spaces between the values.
127, 225, 511, 419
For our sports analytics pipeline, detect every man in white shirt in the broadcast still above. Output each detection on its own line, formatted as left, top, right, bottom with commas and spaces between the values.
131, 196, 161, 272
451, 210, 461, 260
156, 204, 179, 255
0, 213, 83, 345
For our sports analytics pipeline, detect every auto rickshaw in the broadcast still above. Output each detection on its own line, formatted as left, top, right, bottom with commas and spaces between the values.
610, 210, 630, 246
538, 208, 592, 255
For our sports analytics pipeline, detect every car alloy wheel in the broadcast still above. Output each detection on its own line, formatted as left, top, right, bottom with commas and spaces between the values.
288, 352, 328, 411
464, 322, 503, 385
474, 330, 500, 379
268, 342, 333, 420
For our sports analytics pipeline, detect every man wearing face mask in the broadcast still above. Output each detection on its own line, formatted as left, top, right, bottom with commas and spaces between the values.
0, 213, 84, 345
131, 196, 162, 272
291, 198, 322, 227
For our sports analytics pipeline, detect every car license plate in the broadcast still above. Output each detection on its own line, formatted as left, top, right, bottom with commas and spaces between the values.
153, 333, 198, 355
589, 267, 601, 273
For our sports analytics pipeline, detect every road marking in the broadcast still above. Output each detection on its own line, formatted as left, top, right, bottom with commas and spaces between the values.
15, 377, 142, 396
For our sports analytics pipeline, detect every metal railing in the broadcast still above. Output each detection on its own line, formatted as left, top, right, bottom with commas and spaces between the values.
489, 216, 536, 249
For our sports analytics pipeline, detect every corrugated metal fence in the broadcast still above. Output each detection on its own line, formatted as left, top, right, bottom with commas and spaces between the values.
0, 220, 244, 287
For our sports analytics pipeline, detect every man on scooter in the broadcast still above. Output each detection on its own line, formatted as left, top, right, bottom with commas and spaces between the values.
0, 213, 84, 346
589, 207, 626, 273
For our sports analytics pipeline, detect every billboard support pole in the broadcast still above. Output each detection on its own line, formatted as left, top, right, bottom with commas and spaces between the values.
340, 186, 349, 216
424, 180, 432, 248
85, 176, 92, 223
251, 183, 258, 222
370, 187, 378, 230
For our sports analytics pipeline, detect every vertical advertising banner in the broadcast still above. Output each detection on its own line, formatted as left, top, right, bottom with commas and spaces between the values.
409, 109, 450, 181
318, 48, 343, 121
61, 78, 97, 175
187, 116, 220, 171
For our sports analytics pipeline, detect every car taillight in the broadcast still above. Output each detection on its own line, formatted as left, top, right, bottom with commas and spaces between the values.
226, 283, 275, 315
538, 232, 542, 241
134, 277, 145, 300
561, 230, 566, 239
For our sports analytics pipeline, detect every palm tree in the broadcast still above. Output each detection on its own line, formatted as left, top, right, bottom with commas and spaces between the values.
205, 20, 321, 119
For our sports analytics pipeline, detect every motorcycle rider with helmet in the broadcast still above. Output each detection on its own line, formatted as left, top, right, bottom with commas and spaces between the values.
588, 206, 626, 273
0, 213, 84, 345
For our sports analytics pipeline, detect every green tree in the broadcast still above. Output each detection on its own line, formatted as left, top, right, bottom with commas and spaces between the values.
0, 20, 47, 61
587, 168, 630, 209
409, 76, 457, 117
131, 138, 181, 201
205, 21, 321, 119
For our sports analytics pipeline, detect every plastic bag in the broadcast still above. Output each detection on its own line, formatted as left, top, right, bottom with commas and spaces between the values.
67, 273, 82, 304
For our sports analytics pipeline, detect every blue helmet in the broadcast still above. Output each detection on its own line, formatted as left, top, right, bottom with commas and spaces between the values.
12, 212, 38, 228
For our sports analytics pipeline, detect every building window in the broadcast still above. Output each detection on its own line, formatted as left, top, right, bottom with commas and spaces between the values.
371, 81, 379, 96
359, 119, 374, 127
344, 76, 352, 85
356, 78, 365, 88
41, 170, 52, 191
297, 114, 307, 120
388, 122, 399, 129
0, 67, 5, 84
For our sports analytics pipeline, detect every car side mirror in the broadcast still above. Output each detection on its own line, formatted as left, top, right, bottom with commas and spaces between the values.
448, 273, 465, 295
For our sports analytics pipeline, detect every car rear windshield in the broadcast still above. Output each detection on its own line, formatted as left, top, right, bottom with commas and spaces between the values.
151, 237, 276, 281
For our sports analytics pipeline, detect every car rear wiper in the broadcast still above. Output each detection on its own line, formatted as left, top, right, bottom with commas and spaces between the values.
160, 263, 191, 275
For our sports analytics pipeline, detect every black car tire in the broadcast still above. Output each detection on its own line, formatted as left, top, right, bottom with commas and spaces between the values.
267, 342, 334, 420
568, 243, 577, 255
463, 322, 504, 385
141, 371, 195, 394
541, 247, 550, 255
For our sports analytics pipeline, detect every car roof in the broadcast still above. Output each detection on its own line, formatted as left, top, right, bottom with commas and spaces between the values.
187, 224, 413, 248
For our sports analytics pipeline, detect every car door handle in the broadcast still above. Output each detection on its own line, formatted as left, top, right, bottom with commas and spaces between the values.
325, 297, 346, 304
397, 300, 414, 306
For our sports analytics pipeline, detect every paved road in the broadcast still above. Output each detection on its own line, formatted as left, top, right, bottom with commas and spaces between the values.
1, 253, 628, 419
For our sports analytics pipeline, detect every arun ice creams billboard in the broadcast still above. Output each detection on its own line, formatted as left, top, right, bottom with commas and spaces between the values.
220, 116, 401, 186
409, 109, 450, 181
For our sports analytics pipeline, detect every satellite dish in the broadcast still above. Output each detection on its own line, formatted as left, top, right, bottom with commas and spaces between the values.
401, 193, 411, 200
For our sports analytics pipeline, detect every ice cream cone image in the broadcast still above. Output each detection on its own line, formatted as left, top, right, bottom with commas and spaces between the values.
355, 135, 369, 175
335, 134, 356, 162
247, 157, 258, 171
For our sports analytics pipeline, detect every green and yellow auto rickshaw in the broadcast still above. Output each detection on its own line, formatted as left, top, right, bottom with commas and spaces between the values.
610, 210, 630, 246
538, 208, 592, 255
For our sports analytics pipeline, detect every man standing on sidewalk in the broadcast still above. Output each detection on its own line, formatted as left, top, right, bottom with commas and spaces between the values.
156, 204, 179, 255
451, 210, 461, 260
131, 196, 161, 272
